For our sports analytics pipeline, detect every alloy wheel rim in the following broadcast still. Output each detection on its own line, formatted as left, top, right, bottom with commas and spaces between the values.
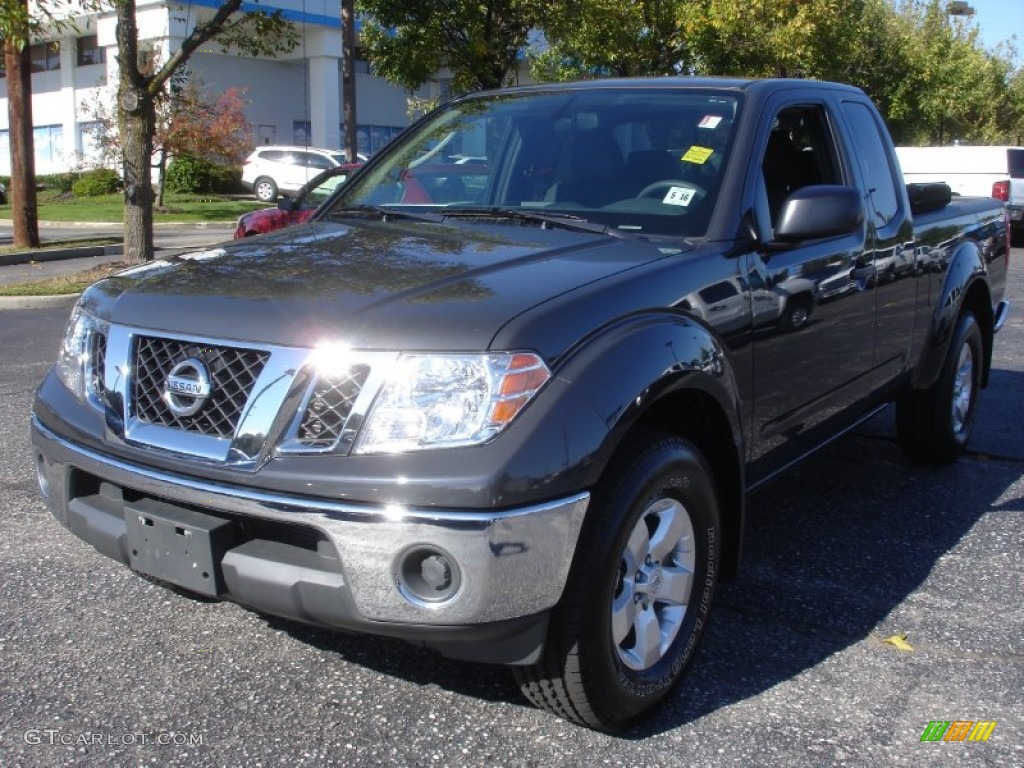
952, 342, 975, 435
611, 497, 696, 671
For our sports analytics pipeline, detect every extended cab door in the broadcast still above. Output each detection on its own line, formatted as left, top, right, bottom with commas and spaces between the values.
747, 99, 876, 479
839, 98, 917, 382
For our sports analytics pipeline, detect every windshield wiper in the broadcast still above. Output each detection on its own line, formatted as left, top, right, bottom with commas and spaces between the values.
441, 207, 625, 238
325, 205, 444, 224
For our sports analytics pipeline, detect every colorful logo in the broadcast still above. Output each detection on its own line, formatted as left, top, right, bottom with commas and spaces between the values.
920, 720, 997, 742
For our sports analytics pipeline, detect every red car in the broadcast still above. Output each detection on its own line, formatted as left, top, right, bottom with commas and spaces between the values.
234, 164, 361, 238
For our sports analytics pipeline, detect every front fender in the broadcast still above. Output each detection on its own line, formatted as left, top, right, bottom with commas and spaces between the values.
911, 240, 992, 390
555, 311, 744, 485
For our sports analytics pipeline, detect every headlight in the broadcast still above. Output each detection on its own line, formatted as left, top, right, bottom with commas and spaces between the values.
56, 303, 101, 401
353, 352, 550, 454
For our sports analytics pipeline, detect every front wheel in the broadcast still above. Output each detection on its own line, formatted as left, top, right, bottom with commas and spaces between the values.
253, 177, 278, 203
514, 432, 720, 731
779, 300, 813, 332
897, 311, 984, 463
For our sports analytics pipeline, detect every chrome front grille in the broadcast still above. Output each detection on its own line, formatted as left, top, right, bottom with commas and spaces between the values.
297, 365, 371, 448
132, 336, 269, 439
89, 331, 107, 401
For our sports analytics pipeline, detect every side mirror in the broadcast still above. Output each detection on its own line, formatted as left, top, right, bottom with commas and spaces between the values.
277, 197, 300, 213
774, 185, 864, 242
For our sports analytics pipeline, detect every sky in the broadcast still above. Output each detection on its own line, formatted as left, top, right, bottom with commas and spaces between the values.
969, 0, 1024, 61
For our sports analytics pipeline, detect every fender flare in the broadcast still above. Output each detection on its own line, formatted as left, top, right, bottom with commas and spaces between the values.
552, 311, 746, 575
911, 240, 993, 390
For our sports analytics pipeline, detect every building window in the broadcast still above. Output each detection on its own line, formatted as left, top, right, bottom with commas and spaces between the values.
34, 125, 64, 168
79, 121, 102, 163
351, 125, 405, 156
293, 121, 311, 145
77, 35, 106, 67
30, 42, 61, 73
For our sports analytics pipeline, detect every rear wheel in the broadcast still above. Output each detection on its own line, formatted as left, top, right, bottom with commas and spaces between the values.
897, 311, 983, 463
514, 432, 720, 731
253, 177, 278, 203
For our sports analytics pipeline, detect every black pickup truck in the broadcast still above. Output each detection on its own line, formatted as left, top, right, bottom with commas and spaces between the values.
31, 78, 1010, 731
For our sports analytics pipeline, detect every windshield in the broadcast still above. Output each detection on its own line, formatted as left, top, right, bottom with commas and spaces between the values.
329, 88, 740, 238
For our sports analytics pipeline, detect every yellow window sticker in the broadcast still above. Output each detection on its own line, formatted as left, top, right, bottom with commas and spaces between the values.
682, 146, 714, 165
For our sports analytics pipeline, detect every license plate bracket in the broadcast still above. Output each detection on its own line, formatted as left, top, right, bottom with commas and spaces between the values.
124, 498, 238, 597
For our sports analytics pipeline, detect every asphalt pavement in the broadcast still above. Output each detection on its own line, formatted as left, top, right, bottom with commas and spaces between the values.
0, 247, 1020, 766
0, 221, 236, 290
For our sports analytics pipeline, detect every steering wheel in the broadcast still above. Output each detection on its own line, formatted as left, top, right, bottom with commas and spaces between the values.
636, 179, 706, 203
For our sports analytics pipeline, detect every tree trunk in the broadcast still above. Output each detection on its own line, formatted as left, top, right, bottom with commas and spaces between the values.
119, 91, 156, 264
155, 147, 167, 209
5, 36, 40, 248
116, 0, 155, 263
342, 0, 358, 163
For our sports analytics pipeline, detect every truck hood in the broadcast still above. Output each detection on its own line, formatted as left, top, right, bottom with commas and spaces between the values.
81, 219, 674, 351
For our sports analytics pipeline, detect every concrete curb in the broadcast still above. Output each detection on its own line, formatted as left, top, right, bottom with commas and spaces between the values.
0, 243, 124, 267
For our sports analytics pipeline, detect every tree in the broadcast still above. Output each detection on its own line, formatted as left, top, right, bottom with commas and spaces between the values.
1, 0, 50, 248
81, 78, 253, 206
156, 82, 251, 206
1005, 67, 1024, 145
112, 0, 296, 263
532, 0, 702, 80
359, 0, 541, 92
341, 0, 358, 163
530, 0, 1024, 147
532, 0, 872, 82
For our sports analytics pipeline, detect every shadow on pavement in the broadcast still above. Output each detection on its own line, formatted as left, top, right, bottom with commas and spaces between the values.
242, 380, 1020, 737
640, 420, 1020, 737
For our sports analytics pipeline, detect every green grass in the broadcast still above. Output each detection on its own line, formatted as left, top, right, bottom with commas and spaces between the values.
5, 191, 265, 223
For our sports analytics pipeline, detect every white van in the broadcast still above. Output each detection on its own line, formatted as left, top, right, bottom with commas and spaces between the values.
894, 145, 1023, 198
991, 148, 1024, 235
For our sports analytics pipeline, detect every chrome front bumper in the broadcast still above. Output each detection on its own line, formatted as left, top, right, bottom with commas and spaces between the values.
32, 417, 588, 643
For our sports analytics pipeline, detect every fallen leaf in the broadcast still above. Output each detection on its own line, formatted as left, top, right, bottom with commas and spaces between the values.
883, 633, 914, 652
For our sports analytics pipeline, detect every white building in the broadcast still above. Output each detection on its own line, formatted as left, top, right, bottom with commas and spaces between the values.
1, 0, 449, 175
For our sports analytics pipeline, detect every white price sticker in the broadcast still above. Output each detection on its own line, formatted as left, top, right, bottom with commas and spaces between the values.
662, 186, 696, 207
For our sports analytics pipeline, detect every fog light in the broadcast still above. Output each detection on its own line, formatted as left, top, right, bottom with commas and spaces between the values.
395, 546, 461, 606
35, 453, 51, 499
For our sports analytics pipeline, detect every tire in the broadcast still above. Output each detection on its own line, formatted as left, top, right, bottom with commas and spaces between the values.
514, 432, 720, 731
897, 311, 983, 463
779, 300, 812, 332
253, 177, 278, 203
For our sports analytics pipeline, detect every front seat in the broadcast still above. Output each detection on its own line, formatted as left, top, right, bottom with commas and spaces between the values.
551, 131, 626, 208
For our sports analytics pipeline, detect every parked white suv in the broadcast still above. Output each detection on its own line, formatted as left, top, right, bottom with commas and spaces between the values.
242, 146, 364, 202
